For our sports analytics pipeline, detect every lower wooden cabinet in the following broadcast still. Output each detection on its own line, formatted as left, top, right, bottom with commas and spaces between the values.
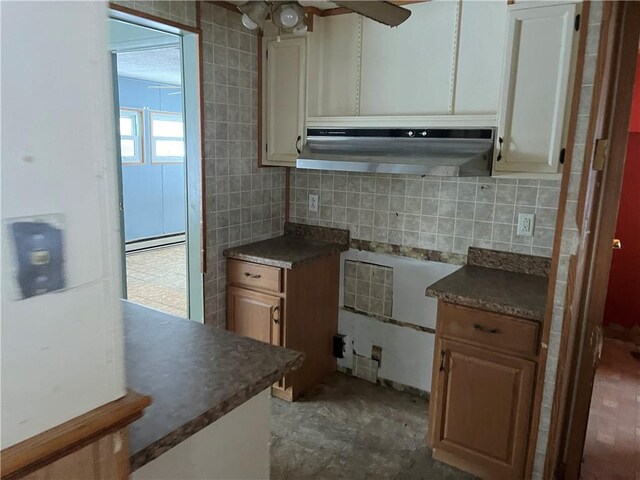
227, 286, 282, 346
429, 302, 539, 479
227, 255, 339, 401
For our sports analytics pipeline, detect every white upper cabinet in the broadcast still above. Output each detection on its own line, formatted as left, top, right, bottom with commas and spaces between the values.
262, 36, 307, 166
359, 2, 458, 115
494, 2, 579, 175
453, 1, 508, 114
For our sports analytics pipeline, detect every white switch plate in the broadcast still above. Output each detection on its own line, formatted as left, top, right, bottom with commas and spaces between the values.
517, 213, 535, 236
309, 194, 319, 212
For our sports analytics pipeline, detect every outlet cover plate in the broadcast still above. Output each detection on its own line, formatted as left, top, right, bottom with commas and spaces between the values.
517, 213, 535, 237
309, 194, 319, 212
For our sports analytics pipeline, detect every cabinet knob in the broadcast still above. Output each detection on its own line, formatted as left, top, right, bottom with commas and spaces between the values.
407, 130, 415, 137
271, 305, 280, 324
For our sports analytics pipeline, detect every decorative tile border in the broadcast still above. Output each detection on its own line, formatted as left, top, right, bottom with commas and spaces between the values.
468, 247, 552, 277
350, 239, 467, 266
284, 221, 350, 246
342, 307, 436, 335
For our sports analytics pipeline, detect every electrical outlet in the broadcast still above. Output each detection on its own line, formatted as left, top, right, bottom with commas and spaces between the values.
309, 194, 319, 212
517, 213, 535, 236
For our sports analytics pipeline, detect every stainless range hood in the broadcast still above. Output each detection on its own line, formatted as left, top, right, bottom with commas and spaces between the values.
296, 127, 495, 177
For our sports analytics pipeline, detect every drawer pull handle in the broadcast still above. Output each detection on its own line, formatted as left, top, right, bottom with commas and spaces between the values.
244, 272, 262, 279
439, 350, 446, 372
474, 323, 500, 334
271, 305, 280, 324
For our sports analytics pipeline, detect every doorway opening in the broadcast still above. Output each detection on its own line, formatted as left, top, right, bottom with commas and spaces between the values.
580, 50, 640, 480
108, 13, 203, 322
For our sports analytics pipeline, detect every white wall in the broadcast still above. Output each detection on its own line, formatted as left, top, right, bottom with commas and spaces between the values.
337, 250, 459, 392
132, 389, 271, 480
1, 1, 126, 447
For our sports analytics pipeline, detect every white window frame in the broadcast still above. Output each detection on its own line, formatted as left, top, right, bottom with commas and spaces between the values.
149, 110, 185, 164
119, 107, 144, 165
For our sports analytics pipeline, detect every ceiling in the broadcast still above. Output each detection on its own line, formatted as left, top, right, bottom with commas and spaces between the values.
109, 19, 182, 86
116, 47, 182, 86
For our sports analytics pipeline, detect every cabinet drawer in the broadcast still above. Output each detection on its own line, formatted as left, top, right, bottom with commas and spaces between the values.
438, 302, 539, 357
227, 259, 282, 294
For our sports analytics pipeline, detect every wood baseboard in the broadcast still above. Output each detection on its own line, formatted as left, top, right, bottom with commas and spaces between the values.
1, 390, 151, 480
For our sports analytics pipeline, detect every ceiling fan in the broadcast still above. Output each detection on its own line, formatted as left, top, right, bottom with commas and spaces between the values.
236, 1, 411, 35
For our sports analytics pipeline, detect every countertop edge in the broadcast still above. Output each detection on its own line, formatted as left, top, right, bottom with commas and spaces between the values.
129, 353, 304, 472
223, 244, 348, 269
426, 288, 543, 322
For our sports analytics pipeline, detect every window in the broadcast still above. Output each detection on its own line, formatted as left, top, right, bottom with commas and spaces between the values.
119, 109, 143, 164
150, 111, 185, 163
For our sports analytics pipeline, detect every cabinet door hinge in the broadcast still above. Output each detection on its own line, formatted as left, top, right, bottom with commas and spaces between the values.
575, 14, 581, 31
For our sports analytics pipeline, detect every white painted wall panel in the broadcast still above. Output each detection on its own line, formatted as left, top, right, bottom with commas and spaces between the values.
454, 1, 508, 114
359, 1, 458, 115
132, 389, 271, 480
337, 250, 459, 392
1, 1, 125, 447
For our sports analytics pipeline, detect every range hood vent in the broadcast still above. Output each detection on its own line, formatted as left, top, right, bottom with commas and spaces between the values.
296, 127, 495, 177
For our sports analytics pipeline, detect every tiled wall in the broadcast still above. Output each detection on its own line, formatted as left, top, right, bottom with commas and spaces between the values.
344, 260, 394, 318
200, 4, 286, 327
532, 3, 603, 479
112, 0, 197, 28
289, 171, 561, 257
112, 1, 286, 327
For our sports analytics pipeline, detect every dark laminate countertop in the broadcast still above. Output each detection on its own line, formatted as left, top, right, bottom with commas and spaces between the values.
223, 223, 349, 269
426, 248, 551, 322
124, 300, 304, 471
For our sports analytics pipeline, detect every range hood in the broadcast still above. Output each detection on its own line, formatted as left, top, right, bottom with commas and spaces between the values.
296, 127, 495, 177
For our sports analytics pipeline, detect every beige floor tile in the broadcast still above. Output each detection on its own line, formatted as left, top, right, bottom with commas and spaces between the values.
125, 244, 187, 318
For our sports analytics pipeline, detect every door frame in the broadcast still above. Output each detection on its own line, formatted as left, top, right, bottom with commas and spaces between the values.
109, 6, 205, 322
543, 2, 640, 478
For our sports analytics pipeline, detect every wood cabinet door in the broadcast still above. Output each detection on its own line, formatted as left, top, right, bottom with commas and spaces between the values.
262, 36, 306, 166
431, 339, 535, 479
495, 3, 579, 174
227, 286, 282, 346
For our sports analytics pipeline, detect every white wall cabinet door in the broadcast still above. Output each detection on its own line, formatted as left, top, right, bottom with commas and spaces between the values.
359, 2, 458, 115
263, 36, 306, 166
494, 3, 579, 175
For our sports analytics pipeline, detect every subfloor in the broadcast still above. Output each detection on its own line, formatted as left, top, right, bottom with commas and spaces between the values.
581, 338, 640, 480
125, 244, 187, 317
271, 373, 475, 480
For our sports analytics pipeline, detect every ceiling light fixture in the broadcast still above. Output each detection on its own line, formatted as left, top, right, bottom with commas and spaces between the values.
273, 3, 303, 29
241, 13, 258, 30
238, 1, 270, 30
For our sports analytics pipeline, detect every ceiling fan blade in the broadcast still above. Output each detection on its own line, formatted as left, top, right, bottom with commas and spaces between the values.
332, 1, 411, 27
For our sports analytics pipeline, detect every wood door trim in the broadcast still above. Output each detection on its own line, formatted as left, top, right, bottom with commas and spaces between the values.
108, 3, 201, 34
1, 390, 151, 480
522, 3, 592, 477
543, 2, 640, 478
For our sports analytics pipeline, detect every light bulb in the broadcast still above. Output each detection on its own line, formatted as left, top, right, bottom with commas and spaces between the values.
293, 23, 307, 36
279, 6, 299, 28
241, 13, 258, 30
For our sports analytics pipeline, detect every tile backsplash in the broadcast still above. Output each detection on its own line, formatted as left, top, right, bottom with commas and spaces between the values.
344, 260, 394, 318
289, 171, 561, 257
